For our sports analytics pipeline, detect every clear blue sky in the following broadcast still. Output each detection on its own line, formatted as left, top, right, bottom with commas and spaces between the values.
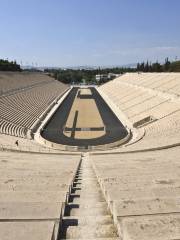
0, 0, 180, 67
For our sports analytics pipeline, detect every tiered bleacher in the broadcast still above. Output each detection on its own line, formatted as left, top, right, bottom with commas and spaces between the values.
0, 151, 80, 240
0, 72, 69, 139
99, 72, 180, 150
1, 71, 180, 239
95, 72, 180, 238
91, 147, 180, 239
0, 72, 52, 94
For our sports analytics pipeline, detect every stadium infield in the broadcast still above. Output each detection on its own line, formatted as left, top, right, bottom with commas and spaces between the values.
41, 87, 128, 147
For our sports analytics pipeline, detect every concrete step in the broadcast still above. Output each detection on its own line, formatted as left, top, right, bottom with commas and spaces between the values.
65, 224, 118, 239
58, 159, 119, 239
61, 238, 119, 240
72, 197, 105, 204
74, 180, 97, 183
72, 184, 100, 189
81, 169, 96, 172
72, 186, 100, 192
73, 178, 98, 184
79, 170, 95, 173
79, 185, 100, 189
70, 192, 103, 199
69, 208, 109, 216
78, 171, 96, 174
73, 180, 98, 184
67, 202, 107, 209
78, 168, 94, 171
79, 187, 101, 192
75, 175, 96, 178
79, 169, 94, 171
74, 189, 102, 195
72, 195, 104, 201
65, 203, 109, 216
73, 182, 99, 187
79, 168, 94, 170
62, 215, 114, 226
77, 177, 97, 180
79, 175, 96, 178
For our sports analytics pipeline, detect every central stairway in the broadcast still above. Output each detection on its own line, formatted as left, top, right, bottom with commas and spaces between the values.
58, 153, 119, 239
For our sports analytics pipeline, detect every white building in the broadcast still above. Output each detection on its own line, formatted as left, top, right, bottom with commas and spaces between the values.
95, 73, 121, 82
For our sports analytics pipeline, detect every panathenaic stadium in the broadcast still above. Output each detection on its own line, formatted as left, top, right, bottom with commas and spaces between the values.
1, 71, 180, 240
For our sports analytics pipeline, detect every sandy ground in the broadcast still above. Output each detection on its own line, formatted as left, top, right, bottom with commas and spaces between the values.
64, 89, 105, 139
79, 88, 91, 95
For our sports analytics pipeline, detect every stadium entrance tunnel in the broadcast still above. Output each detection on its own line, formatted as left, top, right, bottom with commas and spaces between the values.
41, 87, 130, 150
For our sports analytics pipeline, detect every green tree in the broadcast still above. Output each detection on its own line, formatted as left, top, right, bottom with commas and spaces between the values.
163, 57, 171, 71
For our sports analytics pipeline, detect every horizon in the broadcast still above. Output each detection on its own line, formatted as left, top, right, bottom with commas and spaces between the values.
0, 0, 180, 67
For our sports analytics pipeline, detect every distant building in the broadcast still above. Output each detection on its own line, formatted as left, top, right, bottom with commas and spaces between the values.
95, 74, 106, 82
107, 73, 121, 79
95, 73, 121, 82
